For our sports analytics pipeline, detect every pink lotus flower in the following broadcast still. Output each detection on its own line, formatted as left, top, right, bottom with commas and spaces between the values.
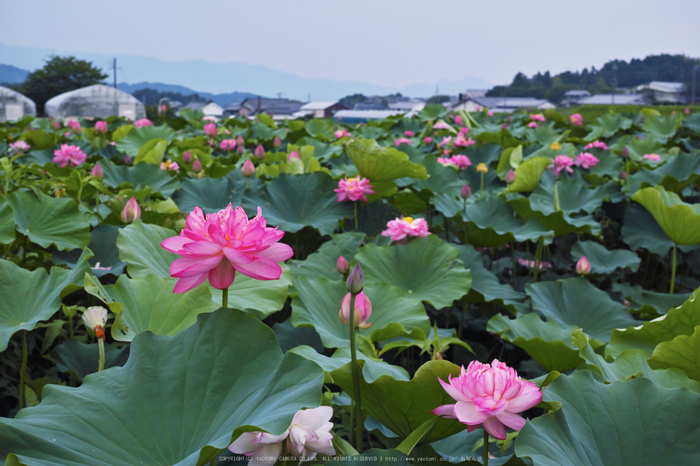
203, 123, 218, 137
620, 170, 627, 179
90, 163, 104, 179
450, 155, 472, 169
570, 113, 583, 126
220, 139, 236, 151
487, 110, 494, 117
575, 152, 599, 169
584, 140, 608, 150
160, 104, 167, 113
254, 144, 266, 159
395, 138, 412, 146
404, 130, 414, 137
160, 160, 179, 171
183, 151, 193, 163
336, 255, 349, 274
431, 359, 542, 440
424, 137, 433, 144
453, 134, 476, 147
193, 159, 203, 172
335, 128, 351, 138
242, 159, 255, 177
67, 120, 81, 132
461, 183, 471, 199
517, 258, 551, 270
476, 105, 483, 112
94, 121, 108, 134
548, 155, 575, 176
381, 216, 430, 242
124, 155, 131, 164
133, 119, 152, 128
530, 113, 546, 122
459, 127, 470, 135
237, 135, 245, 146
287, 151, 300, 162
433, 121, 451, 130
339, 291, 373, 328
501, 123, 508, 131
273, 136, 282, 148
228, 431, 287, 466
335, 176, 375, 203
53, 144, 87, 167
161, 205, 294, 293
576, 256, 591, 275
685, 107, 690, 115
454, 115, 463, 126
642, 153, 661, 162
52, 120, 61, 130
121, 197, 141, 223
437, 157, 456, 168
527, 122, 539, 128
64, 132, 71, 137
440, 136, 452, 146
9, 141, 30, 152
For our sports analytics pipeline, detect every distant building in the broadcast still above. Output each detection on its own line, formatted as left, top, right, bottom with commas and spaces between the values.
634, 82, 687, 104
0, 85, 36, 122
450, 96, 555, 113
334, 109, 405, 123
238, 97, 303, 117
387, 100, 425, 112
45, 84, 145, 120
560, 90, 591, 107
577, 94, 647, 105
223, 102, 242, 117
295, 101, 347, 119
464, 89, 488, 99
180, 101, 225, 120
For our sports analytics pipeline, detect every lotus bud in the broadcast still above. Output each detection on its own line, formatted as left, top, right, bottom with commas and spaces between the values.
94, 121, 108, 134
82, 306, 108, 340
620, 170, 627, 179
346, 261, 364, 294
685, 107, 690, 115
337, 255, 349, 274
182, 150, 193, 163
454, 115, 463, 126
204, 123, 217, 137
287, 151, 300, 162
193, 159, 203, 172
339, 291, 373, 328
460, 183, 472, 199
273, 136, 282, 148
576, 255, 591, 275
121, 197, 141, 223
622, 147, 629, 158
505, 169, 516, 184
254, 144, 266, 159
242, 159, 255, 177
124, 155, 131, 164
405, 130, 414, 137
237, 135, 245, 146
236, 145, 244, 155
501, 123, 509, 131
90, 163, 104, 179
424, 137, 432, 144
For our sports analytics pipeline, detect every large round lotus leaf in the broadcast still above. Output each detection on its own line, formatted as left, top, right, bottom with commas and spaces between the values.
620, 203, 697, 257
649, 326, 700, 382
304, 118, 334, 139
346, 138, 428, 181
570, 240, 640, 275
585, 149, 623, 179
0, 309, 324, 466
173, 170, 263, 214
50, 339, 130, 381
683, 113, 700, 132
629, 152, 700, 194
288, 232, 365, 281
507, 194, 601, 237
241, 172, 353, 235
115, 125, 176, 156
431, 427, 515, 466
100, 160, 180, 197
411, 156, 466, 199
586, 113, 633, 139
21, 129, 59, 150
355, 236, 471, 309
515, 371, 700, 466
529, 178, 610, 215
607, 289, 700, 358
462, 195, 553, 247
632, 186, 700, 245
643, 114, 680, 142
612, 282, 689, 318
207, 264, 292, 317
272, 320, 324, 353
526, 277, 636, 343
506, 156, 551, 193
291, 276, 429, 348
331, 360, 466, 444
8, 190, 90, 251
52, 224, 125, 278
0, 196, 15, 244
0, 250, 91, 351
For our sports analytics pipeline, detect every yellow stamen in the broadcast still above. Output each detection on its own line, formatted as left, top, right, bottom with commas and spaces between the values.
476, 163, 488, 173
402, 217, 414, 224
550, 142, 561, 151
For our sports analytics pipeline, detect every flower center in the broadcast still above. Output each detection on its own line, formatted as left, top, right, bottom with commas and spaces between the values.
402, 217, 414, 224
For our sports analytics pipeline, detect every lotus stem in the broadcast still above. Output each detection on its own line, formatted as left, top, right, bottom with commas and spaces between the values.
222, 287, 229, 308
670, 243, 677, 294
533, 237, 544, 283
354, 202, 358, 231
483, 429, 489, 466
98, 338, 105, 372
19, 330, 27, 409
511, 244, 517, 289
348, 291, 363, 452
480, 172, 484, 197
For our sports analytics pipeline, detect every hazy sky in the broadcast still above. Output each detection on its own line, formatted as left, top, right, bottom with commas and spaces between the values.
1, 0, 699, 87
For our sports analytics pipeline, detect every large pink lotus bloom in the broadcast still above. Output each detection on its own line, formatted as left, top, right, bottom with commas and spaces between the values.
161, 205, 293, 293
381, 216, 430, 242
203, 123, 218, 137
584, 140, 608, 150
53, 144, 87, 167
530, 113, 546, 122
395, 138, 412, 146
9, 141, 30, 152
220, 139, 236, 151
335, 176, 375, 203
450, 155, 472, 169
335, 128, 351, 138
133, 119, 152, 128
67, 120, 81, 132
453, 134, 476, 147
431, 359, 542, 440
433, 121, 451, 130
287, 406, 336, 461
527, 122, 539, 128
404, 130, 414, 137
548, 155, 575, 176
228, 430, 288, 466
575, 152, 599, 169
339, 291, 373, 328
642, 153, 661, 162
570, 113, 583, 126
94, 121, 108, 134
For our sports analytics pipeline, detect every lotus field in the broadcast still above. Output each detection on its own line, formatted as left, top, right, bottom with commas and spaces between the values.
1, 105, 700, 466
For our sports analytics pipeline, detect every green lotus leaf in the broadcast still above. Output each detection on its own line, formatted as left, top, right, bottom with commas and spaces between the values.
528, 178, 611, 215
496, 145, 523, 177
570, 240, 640, 275
607, 289, 700, 358
525, 125, 561, 146
487, 313, 584, 372
629, 152, 700, 193
100, 160, 180, 197
272, 320, 324, 353
305, 118, 335, 139
346, 138, 427, 181
173, 170, 262, 214
507, 193, 601, 237
133, 138, 168, 165
621, 203, 698, 257
50, 339, 130, 381
643, 114, 680, 142
515, 371, 700, 466
355, 235, 472, 309
506, 156, 551, 193
526, 277, 636, 343
431, 427, 515, 466
8, 190, 90, 250
115, 125, 176, 156
393, 189, 429, 215
241, 172, 353, 235
584, 149, 623, 179
0, 249, 91, 351
585, 113, 633, 140
418, 103, 448, 121
291, 276, 430, 348
288, 232, 365, 281
0, 309, 324, 465
649, 326, 700, 381
411, 156, 465, 199
612, 282, 689, 318
682, 112, 700, 132
21, 129, 59, 150
332, 360, 466, 444
0, 195, 15, 244
631, 186, 700, 245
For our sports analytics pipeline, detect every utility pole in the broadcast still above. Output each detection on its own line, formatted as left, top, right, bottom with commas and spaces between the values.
693, 65, 698, 106
611, 63, 618, 105
113, 58, 117, 89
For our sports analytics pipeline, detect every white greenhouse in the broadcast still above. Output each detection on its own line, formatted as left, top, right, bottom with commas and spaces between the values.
0, 86, 36, 122
44, 84, 146, 120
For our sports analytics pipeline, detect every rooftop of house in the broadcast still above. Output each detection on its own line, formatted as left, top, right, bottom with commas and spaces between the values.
577, 93, 647, 105
636, 81, 686, 93
300, 101, 341, 110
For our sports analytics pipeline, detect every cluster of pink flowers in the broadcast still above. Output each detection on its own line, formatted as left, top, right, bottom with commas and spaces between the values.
584, 140, 608, 150
229, 406, 335, 466
453, 133, 476, 147
9, 140, 30, 153
161, 204, 294, 293
67, 120, 81, 132
395, 138, 412, 146
204, 123, 218, 138
133, 119, 152, 128
335, 176, 375, 203
220, 139, 237, 151
438, 155, 472, 169
642, 153, 661, 162
570, 113, 583, 126
335, 128, 351, 138
381, 216, 430, 242
94, 121, 108, 134
575, 152, 599, 169
53, 144, 87, 167
518, 258, 551, 270
339, 291, 373, 328
529, 114, 546, 122
548, 155, 575, 176
432, 359, 542, 440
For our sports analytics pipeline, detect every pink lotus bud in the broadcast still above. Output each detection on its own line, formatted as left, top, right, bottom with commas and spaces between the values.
620, 170, 627, 179
424, 137, 432, 144
460, 183, 471, 199
241, 159, 255, 177
273, 136, 282, 148
124, 155, 131, 164
405, 130, 414, 137
337, 255, 349, 274
346, 261, 364, 294
501, 123, 508, 130
182, 151, 193, 163
685, 107, 690, 115
487, 110, 494, 117
671, 111, 676, 116
193, 159, 203, 172
52, 120, 61, 130
254, 144, 266, 159
121, 197, 141, 223
236, 135, 245, 146
454, 115, 463, 126
505, 169, 516, 184
224, 129, 231, 135
161, 104, 167, 113
287, 151, 300, 162
236, 145, 244, 154
576, 256, 591, 275
339, 291, 373, 328
622, 147, 629, 158
90, 163, 104, 179
94, 121, 108, 134
204, 123, 217, 138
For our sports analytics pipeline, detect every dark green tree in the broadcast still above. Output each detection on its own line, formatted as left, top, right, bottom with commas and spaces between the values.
20, 56, 108, 115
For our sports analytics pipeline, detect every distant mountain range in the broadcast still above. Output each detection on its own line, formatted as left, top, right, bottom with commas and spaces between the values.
116, 82, 259, 106
0, 64, 29, 85
0, 43, 491, 101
